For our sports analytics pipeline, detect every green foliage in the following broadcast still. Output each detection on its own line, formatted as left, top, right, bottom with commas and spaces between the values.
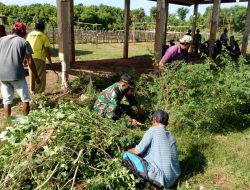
136, 56, 250, 133
230, 5, 247, 32
0, 3, 56, 27
202, 5, 247, 32
177, 7, 189, 21
0, 101, 141, 189
0, 3, 248, 32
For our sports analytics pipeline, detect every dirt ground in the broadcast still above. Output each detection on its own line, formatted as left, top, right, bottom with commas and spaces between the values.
48, 54, 204, 91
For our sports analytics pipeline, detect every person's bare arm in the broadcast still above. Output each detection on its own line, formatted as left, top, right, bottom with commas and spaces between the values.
128, 148, 139, 155
25, 54, 40, 84
45, 47, 52, 65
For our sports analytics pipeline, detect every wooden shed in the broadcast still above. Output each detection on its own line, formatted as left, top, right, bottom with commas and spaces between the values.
56, 0, 250, 90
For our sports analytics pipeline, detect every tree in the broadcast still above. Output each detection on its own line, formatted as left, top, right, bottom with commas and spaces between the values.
150, 6, 157, 20
168, 13, 181, 26
131, 8, 146, 24
219, 8, 230, 30
202, 6, 213, 32
230, 5, 247, 32
177, 7, 189, 21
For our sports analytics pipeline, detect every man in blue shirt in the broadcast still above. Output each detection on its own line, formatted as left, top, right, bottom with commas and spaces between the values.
122, 110, 181, 188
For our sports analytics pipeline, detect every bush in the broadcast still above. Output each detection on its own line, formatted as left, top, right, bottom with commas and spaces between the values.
136, 56, 250, 133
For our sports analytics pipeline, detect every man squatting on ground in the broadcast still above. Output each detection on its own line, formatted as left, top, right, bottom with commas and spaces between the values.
0, 22, 40, 118
122, 109, 181, 188
159, 35, 193, 70
26, 19, 52, 94
94, 74, 143, 125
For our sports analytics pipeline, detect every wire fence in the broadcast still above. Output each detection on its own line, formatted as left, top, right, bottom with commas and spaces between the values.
46, 28, 210, 45
5, 27, 211, 45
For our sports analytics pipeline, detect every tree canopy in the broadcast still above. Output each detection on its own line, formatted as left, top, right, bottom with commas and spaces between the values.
0, 3, 247, 32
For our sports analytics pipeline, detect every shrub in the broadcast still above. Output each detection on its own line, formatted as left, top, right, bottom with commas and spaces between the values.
136, 56, 250, 133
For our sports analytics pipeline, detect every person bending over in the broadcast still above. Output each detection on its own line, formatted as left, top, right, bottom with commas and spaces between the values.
94, 74, 143, 125
159, 35, 192, 70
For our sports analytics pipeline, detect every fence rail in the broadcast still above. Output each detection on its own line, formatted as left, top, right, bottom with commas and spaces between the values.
6, 28, 210, 44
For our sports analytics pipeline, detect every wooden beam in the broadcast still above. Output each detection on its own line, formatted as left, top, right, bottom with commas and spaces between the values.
191, 3, 198, 53
154, 0, 169, 61
123, 0, 130, 59
57, 0, 71, 91
241, 1, 250, 55
209, 0, 221, 58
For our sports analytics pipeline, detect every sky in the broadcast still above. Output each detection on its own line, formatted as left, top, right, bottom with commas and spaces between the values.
0, 0, 248, 17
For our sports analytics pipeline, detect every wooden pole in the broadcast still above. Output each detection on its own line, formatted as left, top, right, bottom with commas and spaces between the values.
209, 0, 221, 58
164, 1, 169, 48
154, 0, 169, 61
57, 0, 71, 91
191, 3, 198, 53
123, 0, 130, 59
241, 1, 250, 55
69, 0, 75, 64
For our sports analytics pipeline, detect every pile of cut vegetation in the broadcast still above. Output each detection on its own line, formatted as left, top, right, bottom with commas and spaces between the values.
0, 102, 141, 189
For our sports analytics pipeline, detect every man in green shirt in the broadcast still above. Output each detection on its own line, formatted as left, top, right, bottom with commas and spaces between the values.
94, 74, 143, 124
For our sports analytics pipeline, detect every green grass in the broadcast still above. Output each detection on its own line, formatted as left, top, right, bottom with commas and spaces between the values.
50, 42, 250, 64
50, 42, 154, 62
174, 129, 250, 190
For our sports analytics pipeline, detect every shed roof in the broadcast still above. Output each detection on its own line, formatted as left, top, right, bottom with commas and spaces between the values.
150, 0, 248, 6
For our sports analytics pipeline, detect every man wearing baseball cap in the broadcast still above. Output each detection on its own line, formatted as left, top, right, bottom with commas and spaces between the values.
159, 35, 193, 69
94, 74, 143, 125
0, 22, 40, 118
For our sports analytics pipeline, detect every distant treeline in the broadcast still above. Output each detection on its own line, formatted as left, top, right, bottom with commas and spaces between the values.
0, 3, 247, 32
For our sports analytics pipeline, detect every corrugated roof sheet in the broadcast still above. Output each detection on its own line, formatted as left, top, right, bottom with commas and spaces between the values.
149, 0, 248, 6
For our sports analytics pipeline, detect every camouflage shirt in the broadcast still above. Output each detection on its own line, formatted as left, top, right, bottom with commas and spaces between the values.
93, 82, 137, 118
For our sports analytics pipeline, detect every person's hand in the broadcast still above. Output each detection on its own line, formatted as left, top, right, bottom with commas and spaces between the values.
131, 119, 144, 126
23, 58, 28, 67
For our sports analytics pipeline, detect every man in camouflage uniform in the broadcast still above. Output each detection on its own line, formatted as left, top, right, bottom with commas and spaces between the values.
94, 74, 143, 123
